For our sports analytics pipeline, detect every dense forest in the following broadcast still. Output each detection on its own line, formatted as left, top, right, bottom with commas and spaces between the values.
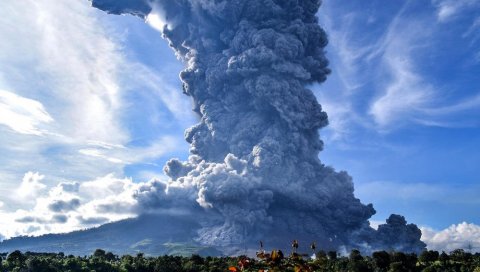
1, 247, 480, 272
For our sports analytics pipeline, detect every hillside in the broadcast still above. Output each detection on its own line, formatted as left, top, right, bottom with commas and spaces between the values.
0, 214, 220, 256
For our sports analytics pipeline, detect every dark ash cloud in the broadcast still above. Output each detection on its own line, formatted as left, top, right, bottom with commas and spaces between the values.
90, 0, 426, 254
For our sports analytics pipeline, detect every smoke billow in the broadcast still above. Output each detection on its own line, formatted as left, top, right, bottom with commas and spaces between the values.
90, 0, 426, 253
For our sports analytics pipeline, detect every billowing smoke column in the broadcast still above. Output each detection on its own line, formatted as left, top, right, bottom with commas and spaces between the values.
90, 0, 426, 253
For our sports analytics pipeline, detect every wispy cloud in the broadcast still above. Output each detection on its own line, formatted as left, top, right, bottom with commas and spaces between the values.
129, 63, 196, 125
0, 0, 128, 144
369, 56, 433, 129
318, 1, 480, 136
432, 0, 480, 22
424, 93, 480, 115
463, 17, 480, 39
78, 136, 182, 165
0, 0, 131, 188
315, 7, 378, 141
0, 0, 192, 204
0, 90, 53, 135
318, 11, 375, 93
367, 8, 435, 130
79, 148, 125, 164
317, 2, 435, 138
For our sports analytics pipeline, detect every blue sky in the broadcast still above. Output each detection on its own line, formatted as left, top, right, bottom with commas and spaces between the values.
0, 0, 479, 251
316, 0, 480, 231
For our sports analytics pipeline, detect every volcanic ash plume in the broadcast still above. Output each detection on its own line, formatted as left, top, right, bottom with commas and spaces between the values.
90, 0, 426, 253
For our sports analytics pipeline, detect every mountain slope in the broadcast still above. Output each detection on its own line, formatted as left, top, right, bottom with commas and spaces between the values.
0, 214, 221, 256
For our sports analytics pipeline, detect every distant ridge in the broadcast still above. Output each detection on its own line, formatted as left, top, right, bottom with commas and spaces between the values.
0, 214, 220, 256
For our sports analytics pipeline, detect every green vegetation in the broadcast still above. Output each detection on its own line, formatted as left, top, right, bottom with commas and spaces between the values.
0, 248, 479, 271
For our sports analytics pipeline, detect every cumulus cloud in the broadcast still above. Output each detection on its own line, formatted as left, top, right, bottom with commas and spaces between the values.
17, 172, 47, 200
0, 173, 144, 239
422, 222, 480, 252
48, 198, 81, 212
89, 0, 426, 254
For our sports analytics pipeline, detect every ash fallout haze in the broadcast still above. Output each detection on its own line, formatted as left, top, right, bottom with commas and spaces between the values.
0, 0, 479, 255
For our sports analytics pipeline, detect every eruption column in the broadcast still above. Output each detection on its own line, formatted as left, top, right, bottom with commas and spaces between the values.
91, 0, 426, 253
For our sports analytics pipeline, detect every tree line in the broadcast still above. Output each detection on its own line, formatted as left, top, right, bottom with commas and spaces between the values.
1, 247, 479, 272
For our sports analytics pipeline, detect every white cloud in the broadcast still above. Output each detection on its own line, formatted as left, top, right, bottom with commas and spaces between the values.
130, 64, 196, 124
16, 172, 47, 200
433, 0, 480, 22
0, 0, 132, 191
314, 8, 378, 140
369, 220, 383, 230
463, 17, 480, 39
0, 0, 196, 240
317, 2, 436, 134
318, 12, 374, 93
367, 13, 434, 129
359, 180, 480, 252
86, 140, 126, 150
0, 0, 128, 144
318, 2, 480, 135
79, 148, 125, 164
0, 0, 191, 203
318, 99, 355, 141
80, 174, 136, 200
424, 93, 480, 115
78, 136, 182, 165
0, 90, 53, 135
422, 222, 480, 252
146, 9, 167, 32
369, 55, 433, 128
0, 173, 145, 239
418, 93, 480, 127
